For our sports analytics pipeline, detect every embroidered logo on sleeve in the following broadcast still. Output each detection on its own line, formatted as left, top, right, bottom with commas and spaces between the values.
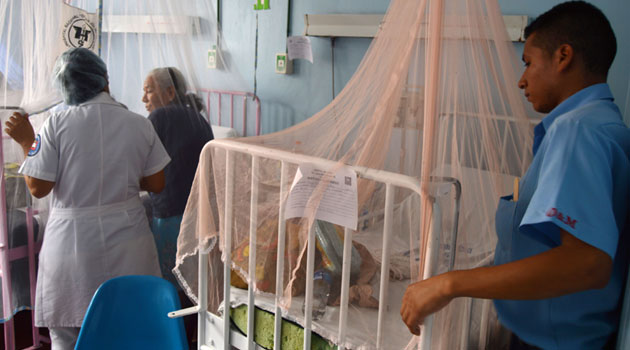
546, 207, 578, 229
28, 134, 41, 157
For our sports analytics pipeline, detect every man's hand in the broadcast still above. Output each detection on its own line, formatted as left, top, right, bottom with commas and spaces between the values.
399, 230, 612, 336
400, 273, 453, 335
5, 112, 35, 155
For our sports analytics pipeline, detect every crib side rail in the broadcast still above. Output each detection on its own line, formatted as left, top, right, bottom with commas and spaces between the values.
198, 138, 456, 350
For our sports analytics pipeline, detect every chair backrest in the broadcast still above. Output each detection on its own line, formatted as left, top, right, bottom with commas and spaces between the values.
75, 275, 188, 350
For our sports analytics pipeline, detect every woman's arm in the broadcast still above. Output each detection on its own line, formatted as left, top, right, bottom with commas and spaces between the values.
5, 112, 56, 198
140, 170, 165, 193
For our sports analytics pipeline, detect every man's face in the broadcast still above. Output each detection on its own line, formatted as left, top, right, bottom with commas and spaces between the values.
142, 76, 173, 113
518, 33, 562, 113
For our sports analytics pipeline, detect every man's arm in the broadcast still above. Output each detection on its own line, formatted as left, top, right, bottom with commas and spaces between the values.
400, 229, 612, 335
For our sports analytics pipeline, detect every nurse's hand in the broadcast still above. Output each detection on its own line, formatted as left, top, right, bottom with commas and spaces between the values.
400, 273, 454, 335
5, 112, 35, 152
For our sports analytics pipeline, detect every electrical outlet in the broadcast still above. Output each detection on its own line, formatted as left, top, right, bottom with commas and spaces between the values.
275, 53, 292, 74
207, 47, 218, 69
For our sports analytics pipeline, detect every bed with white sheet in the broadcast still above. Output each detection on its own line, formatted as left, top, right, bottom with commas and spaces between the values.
212, 125, 240, 139
169, 137, 517, 350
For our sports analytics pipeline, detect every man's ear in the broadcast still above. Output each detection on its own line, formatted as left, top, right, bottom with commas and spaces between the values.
555, 44, 574, 73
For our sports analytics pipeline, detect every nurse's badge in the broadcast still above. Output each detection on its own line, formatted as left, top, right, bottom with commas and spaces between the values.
28, 134, 41, 157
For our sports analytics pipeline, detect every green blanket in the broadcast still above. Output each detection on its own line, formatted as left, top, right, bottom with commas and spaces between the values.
231, 305, 337, 350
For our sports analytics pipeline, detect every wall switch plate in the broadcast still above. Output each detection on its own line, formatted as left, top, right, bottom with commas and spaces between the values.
275, 53, 292, 74
207, 47, 218, 69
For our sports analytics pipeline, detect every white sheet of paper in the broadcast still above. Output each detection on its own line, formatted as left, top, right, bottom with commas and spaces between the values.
285, 164, 358, 230
287, 36, 313, 63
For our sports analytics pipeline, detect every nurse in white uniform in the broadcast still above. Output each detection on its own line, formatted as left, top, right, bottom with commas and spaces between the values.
4, 48, 171, 350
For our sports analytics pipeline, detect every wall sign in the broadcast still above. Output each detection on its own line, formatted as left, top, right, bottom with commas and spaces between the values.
254, 0, 269, 10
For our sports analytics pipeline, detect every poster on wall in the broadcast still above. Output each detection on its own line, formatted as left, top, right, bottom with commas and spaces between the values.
27, 3, 99, 114
60, 3, 98, 54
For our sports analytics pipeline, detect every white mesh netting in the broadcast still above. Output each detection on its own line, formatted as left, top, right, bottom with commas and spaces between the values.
1, 0, 540, 348
175, 0, 535, 348
0, 0, 246, 337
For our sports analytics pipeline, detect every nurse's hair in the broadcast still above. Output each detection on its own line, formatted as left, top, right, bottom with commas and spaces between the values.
148, 67, 204, 112
524, 1, 616, 78
52, 48, 108, 105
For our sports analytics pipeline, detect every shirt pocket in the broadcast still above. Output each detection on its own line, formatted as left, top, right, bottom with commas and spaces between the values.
495, 195, 517, 265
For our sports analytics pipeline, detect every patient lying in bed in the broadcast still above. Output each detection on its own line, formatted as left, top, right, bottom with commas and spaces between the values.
230, 216, 410, 310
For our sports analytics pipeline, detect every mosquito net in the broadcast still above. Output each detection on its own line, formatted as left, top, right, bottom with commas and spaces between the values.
1, 0, 536, 348
175, 0, 534, 348
0, 0, 247, 333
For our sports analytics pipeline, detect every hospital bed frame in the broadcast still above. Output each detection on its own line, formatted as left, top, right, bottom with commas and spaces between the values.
0, 126, 48, 350
197, 89, 262, 137
170, 138, 462, 350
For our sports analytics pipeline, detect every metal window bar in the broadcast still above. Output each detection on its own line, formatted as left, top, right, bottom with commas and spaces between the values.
197, 89, 262, 136
302, 219, 317, 349
223, 150, 235, 350
376, 183, 395, 348
247, 156, 259, 349
274, 162, 289, 350
337, 226, 353, 344
197, 247, 209, 349
174, 138, 461, 350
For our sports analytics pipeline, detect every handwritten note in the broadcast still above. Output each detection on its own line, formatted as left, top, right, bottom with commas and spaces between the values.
285, 164, 358, 229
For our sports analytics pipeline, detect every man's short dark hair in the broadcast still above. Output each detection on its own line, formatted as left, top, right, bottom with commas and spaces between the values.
524, 1, 616, 77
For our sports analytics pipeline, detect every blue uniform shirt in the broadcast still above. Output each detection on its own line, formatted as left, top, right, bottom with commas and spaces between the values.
494, 84, 630, 349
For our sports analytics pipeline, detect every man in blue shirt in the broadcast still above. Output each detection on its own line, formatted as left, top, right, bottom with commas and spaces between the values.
400, 2, 630, 349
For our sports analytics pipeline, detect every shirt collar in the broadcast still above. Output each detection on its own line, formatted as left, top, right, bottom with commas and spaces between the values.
541, 83, 614, 132
78, 92, 127, 109
532, 83, 614, 155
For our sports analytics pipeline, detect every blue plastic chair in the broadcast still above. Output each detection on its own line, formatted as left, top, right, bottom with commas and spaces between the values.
75, 275, 189, 350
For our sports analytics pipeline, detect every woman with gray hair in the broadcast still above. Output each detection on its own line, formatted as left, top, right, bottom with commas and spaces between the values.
142, 67, 213, 345
143, 67, 205, 113
5, 48, 170, 350
141, 67, 213, 291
